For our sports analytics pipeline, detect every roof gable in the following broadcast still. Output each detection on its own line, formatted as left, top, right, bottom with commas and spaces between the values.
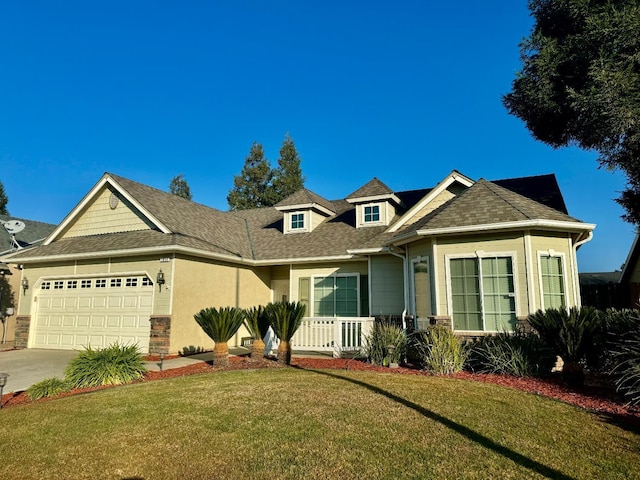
346, 178, 400, 204
274, 188, 336, 216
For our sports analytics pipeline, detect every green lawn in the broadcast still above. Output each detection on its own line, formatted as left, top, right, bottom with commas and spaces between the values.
1, 367, 638, 479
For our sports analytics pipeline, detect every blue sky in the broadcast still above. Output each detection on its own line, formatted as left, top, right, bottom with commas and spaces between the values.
0, 1, 635, 272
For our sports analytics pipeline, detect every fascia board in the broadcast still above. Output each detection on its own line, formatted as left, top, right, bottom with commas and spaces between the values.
386, 171, 475, 233
346, 194, 402, 205
346, 247, 386, 255
274, 203, 335, 216
415, 220, 596, 237
8, 244, 361, 267
44, 175, 172, 246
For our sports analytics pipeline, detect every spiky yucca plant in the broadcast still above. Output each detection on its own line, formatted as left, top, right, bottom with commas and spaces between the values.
267, 301, 306, 365
194, 306, 245, 366
243, 305, 271, 361
527, 306, 603, 385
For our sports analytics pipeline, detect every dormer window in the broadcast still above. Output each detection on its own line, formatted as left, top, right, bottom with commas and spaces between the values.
364, 205, 381, 223
291, 212, 305, 230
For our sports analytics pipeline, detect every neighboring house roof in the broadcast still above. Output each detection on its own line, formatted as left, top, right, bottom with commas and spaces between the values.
6, 171, 592, 265
619, 233, 639, 284
579, 271, 622, 285
0, 214, 56, 256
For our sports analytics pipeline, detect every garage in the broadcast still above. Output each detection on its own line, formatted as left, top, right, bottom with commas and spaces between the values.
32, 275, 154, 352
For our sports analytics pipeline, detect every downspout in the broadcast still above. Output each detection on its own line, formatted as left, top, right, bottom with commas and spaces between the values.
572, 231, 594, 307
386, 247, 408, 331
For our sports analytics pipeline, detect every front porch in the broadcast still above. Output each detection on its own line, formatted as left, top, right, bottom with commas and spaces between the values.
291, 317, 375, 358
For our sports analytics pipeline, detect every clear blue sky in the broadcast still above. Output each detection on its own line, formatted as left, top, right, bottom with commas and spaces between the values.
0, 1, 635, 272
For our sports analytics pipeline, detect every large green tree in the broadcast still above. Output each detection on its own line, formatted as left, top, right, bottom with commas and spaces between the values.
271, 134, 305, 202
0, 180, 8, 215
227, 136, 306, 210
169, 174, 192, 201
503, 0, 640, 223
227, 142, 273, 210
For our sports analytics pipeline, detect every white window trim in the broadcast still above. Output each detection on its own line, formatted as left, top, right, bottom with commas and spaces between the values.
410, 256, 432, 321
445, 251, 520, 333
357, 202, 386, 228
537, 250, 569, 310
284, 210, 310, 234
309, 273, 360, 317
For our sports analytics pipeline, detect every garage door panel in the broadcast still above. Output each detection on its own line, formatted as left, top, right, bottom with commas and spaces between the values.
34, 277, 153, 352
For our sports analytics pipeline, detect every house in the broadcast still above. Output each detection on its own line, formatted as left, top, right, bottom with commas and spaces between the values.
617, 233, 640, 308
0, 214, 57, 346
4, 170, 594, 355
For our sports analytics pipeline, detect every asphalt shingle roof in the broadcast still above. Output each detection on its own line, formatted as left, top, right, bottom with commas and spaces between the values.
274, 188, 336, 213
347, 178, 394, 200
7, 172, 587, 263
0, 214, 56, 255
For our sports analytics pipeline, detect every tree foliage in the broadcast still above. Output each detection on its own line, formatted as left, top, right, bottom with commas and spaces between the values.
503, 0, 640, 223
227, 135, 305, 210
271, 134, 305, 201
227, 142, 273, 210
0, 180, 8, 215
169, 174, 192, 201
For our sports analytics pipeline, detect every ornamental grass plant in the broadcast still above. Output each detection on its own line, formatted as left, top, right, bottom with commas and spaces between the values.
413, 326, 467, 374
64, 343, 147, 388
361, 321, 407, 366
26, 377, 71, 400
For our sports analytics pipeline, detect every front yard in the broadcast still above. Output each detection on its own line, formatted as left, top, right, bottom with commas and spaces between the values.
1, 367, 638, 479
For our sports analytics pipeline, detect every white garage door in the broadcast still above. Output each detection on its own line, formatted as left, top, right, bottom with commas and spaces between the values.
33, 275, 154, 353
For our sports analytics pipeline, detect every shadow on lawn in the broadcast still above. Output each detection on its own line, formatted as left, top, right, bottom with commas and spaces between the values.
296, 366, 576, 480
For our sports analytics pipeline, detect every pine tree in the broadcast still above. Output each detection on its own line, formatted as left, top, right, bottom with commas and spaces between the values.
271, 134, 305, 203
0, 180, 8, 215
169, 174, 193, 201
227, 142, 273, 210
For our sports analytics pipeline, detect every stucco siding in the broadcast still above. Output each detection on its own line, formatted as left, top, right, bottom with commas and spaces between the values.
370, 255, 404, 316
170, 256, 271, 353
61, 188, 151, 239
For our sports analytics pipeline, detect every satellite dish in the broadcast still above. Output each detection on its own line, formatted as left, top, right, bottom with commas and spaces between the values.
3, 220, 25, 235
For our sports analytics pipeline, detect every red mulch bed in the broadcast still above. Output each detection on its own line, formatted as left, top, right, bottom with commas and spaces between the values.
3, 356, 639, 427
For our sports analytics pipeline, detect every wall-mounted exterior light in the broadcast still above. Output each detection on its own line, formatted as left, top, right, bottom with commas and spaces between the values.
21, 277, 29, 295
157, 270, 165, 292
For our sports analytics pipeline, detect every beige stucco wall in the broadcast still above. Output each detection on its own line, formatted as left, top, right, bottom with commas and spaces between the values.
169, 256, 272, 353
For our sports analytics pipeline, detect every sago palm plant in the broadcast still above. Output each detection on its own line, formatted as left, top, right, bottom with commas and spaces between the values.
527, 306, 603, 385
267, 301, 306, 365
243, 305, 271, 361
194, 306, 245, 366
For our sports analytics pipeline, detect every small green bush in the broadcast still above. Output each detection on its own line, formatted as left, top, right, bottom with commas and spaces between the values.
65, 343, 147, 388
26, 377, 71, 400
413, 326, 467, 374
609, 314, 640, 405
180, 345, 205, 356
466, 331, 556, 377
362, 321, 407, 366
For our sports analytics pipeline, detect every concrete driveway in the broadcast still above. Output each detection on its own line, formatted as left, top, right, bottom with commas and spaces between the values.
0, 349, 212, 394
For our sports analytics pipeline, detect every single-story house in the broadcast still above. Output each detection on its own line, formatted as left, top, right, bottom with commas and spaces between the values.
5, 170, 594, 355
1, 214, 56, 346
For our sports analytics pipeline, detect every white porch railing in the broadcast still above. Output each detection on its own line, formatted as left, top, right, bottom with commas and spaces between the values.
291, 317, 374, 358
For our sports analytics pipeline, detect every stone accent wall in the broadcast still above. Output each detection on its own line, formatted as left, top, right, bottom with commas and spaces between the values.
14, 315, 31, 349
149, 315, 171, 355
429, 315, 452, 329
517, 316, 533, 333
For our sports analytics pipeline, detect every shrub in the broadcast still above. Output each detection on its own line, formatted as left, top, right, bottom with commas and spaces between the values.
179, 345, 205, 356
609, 314, 640, 405
466, 330, 556, 377
194, 306, 245, 366
527, 306, 603, 384
26, 377, 71, 400
65, 343, 147, 388
413, 326, 467, 374
362, 321, 407, 366
243, 305, 271, 360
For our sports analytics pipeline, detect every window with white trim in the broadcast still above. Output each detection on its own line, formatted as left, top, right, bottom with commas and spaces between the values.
313, 275, 359, 317
290, 212, 305, 230
67, 280, 77, 289
449, 256, 516, 331
95, 279, 107, 288
54, 281, 64, 290
363, 204, 381, 223
81, 280, 92, 289
142, 276, 153, 287
41, 281, 51, 290
126, 277, 138, 287
539, 255, 566, 309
